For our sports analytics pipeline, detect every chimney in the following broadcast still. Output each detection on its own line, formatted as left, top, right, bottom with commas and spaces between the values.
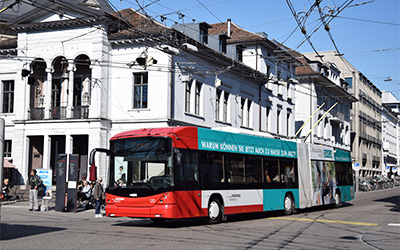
227, 18, 231, 37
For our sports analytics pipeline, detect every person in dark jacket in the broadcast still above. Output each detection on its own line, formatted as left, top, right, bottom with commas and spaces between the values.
29, 169, 42, 211
93, 178, 104, 218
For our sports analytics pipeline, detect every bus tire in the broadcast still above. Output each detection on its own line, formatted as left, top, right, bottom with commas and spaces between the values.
334, 191, 341, 208
208, 198, 223, 224
283, 194, 294, 215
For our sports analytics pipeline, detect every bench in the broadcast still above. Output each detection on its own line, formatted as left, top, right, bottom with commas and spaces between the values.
16, 185, 30, 201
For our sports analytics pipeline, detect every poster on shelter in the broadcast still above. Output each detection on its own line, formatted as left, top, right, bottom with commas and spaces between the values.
36, 168, 53, 198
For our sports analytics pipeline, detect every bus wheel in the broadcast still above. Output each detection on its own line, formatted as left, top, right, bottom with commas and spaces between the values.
284, 194, 294, 215
208, 198, 223, 224
334, 192, 341, 208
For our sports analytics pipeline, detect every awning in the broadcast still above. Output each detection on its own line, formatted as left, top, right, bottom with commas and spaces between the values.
3, 159, 15, 168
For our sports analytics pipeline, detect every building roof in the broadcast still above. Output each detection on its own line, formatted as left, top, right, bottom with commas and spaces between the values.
209, 20, 299, 65
108, 8, 171, 40
208, 21, 265, 43
0, 0, 113, 23
295, 57, 318, 76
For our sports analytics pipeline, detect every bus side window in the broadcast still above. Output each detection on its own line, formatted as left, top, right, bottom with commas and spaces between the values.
225, 154, 245, 184
198, 152, 223, 189
245, 156, 262, 183
175, 149, 198, 182
265, 159, 279, 183
280, 160, 296, 187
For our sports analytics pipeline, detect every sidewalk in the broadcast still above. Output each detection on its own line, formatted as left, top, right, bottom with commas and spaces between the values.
1, 198, 107, 222
1, 197, 98, 214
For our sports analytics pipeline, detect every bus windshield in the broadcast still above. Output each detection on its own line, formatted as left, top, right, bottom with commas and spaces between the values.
108, 137, 172, 190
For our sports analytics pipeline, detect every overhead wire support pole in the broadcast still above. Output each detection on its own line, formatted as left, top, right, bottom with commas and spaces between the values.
294, 101, 326, 139
304, 101, 339, 142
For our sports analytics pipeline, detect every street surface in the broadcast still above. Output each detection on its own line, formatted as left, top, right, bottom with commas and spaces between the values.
1, 187, 399, 250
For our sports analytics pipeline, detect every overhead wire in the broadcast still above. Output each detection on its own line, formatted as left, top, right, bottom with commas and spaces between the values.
194, 0, 223, 23
316, 1, 343, 56
288, 0, 355, 55
4, 0, 395, 98
286, 0, 323, 60
113, 1, 297, 79
115, 0, 298, 71
332, 15, 400, 26
0, 0, 395, 122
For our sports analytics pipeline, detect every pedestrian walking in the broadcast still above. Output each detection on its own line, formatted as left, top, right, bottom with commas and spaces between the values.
93, 178, 104, 218
29, 169, 42, 211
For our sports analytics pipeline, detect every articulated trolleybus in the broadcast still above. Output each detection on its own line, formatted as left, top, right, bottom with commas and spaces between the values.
90, 126, 354, 223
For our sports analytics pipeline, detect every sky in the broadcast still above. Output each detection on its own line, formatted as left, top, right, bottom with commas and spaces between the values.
108, 0, 400, 100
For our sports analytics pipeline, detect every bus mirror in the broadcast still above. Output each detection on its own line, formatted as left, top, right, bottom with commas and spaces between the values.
89, 148, 111, 165
174, 148, 182, 166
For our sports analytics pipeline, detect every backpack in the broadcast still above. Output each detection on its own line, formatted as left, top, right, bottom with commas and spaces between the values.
34, 176, 46, 196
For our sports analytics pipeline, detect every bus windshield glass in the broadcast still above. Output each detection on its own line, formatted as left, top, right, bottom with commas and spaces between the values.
108, 137, 172, 189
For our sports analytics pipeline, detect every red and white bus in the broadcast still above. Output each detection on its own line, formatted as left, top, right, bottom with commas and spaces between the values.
90, 126, 354, 223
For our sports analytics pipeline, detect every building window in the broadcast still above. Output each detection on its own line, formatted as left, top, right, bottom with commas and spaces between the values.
246, 100, 252, 128
2, 80, 14, 113
266, 106, 270, 132
216, 89, 221, 120
240, 98, 245, 126
223, 92, 229, 123
345, 77, 353, 88
195, 82, 202, 115
133, 72, 148, 109
240, 98, 251, 127
185, 81, 192, 113
287, 111, 291, 137
277, 109, 281, 134
236, 46, 243, 62
4, 140, 11, 158
318, 114, 323, 137
219, 35, 227, 54
199, 24, 208, 45
51, 79, 61, 107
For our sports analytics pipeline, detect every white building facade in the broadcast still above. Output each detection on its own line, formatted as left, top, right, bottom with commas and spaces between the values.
306, 51, 383, 178
1, 4, 297, 184
382, 92, 400, 176
183, 20, 299, 139
292, 54, 355, 152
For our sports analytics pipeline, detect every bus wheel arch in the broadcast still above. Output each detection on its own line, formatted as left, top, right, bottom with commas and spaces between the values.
208, 194, 224, 224
283, 192, 294, 215
334, 190, 341, 208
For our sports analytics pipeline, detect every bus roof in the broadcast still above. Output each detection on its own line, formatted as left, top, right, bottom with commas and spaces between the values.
111, 126, 297, 159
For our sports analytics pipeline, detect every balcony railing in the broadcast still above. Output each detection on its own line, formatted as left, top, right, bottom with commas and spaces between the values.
50, 106, 67, 119
28, 106, 89, 120
29, 107, 45, 120
72, 106, 89, 119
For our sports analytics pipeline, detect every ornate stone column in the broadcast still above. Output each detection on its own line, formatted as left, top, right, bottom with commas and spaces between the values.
67, 64, 75, 118
44, 67, 54, 119
42, 135, 51, 169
